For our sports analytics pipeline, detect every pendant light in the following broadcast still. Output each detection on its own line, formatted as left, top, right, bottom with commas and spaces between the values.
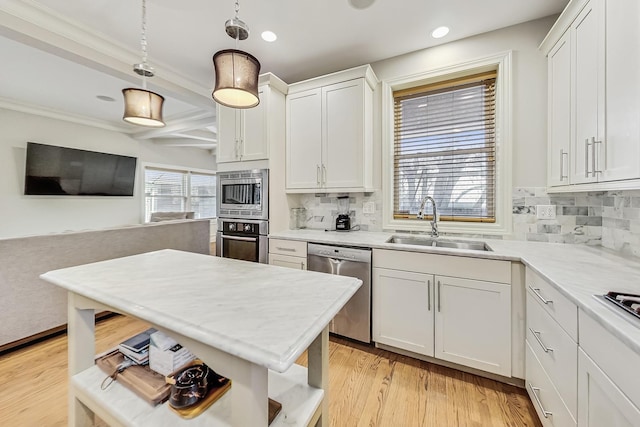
212, 0, 261, 109
122, 0, 165, 127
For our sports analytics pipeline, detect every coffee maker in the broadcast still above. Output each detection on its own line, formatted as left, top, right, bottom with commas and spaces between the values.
335, 196, 351, 231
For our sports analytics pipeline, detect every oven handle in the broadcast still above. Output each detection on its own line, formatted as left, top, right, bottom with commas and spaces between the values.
220, 235, 258, 242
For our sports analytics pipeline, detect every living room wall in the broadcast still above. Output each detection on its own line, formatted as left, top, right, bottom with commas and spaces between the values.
0, 108, 216, 239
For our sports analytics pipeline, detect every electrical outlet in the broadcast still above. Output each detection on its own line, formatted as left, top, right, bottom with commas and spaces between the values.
363, 202, 375, 214
536, 205, 556, 220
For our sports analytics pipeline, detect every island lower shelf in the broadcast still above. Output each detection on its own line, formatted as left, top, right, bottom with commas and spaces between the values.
72, 363, 324, 427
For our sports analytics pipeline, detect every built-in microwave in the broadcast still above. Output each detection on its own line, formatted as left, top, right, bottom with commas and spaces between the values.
216, 169, 268, 220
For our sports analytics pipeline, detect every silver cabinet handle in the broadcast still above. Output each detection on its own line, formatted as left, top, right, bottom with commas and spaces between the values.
239, 138, 244, 160
300, 261, 305, 269
593, 138, 602, 175
427, 280, 431, 311
529, 328, 554, 353
316, 165, 321, 186
276, 247, 296, 252
585, 138, 591, 177
437, 280, 441, 312
560, 149, 568, 181
528, 383, 552, 418
322, 164, 327, 186
528, 286, 553, 305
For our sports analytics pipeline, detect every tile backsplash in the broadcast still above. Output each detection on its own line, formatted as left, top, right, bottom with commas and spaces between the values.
292, 188, 640, 258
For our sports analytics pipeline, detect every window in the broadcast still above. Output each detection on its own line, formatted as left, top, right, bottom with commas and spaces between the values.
144, 167, 216, 222
393, 71, 497, 223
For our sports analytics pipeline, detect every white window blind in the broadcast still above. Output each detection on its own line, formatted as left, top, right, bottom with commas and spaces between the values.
144, 169, 188, 222
190, 173, 216, 219
144, 168, 216, 222
393, 72, 497, 223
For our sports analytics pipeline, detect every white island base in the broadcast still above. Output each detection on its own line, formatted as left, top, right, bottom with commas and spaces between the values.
68, 294, 328, 427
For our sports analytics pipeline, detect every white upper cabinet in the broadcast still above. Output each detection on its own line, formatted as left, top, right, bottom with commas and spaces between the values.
286, 88, 323, 188
547, 31, 571, 187
216, 74, 287, 166
601, 0, 640, 181
286, 65, 377, 193
570, 0, 603, 184
542, 0, 640, 190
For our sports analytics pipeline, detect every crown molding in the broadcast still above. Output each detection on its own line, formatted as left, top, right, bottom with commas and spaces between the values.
0, 96, 131, 133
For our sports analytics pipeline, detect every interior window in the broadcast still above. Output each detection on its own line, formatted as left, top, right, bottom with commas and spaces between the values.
393, 71, 497, 223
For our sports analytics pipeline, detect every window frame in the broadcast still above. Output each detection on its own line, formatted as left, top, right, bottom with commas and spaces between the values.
382, 51, 513, 235
141, 163, 217, 223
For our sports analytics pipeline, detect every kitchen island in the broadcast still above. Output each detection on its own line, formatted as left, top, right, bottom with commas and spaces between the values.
40, 249, 362, 427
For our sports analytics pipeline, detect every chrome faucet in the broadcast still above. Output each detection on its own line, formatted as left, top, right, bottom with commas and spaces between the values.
417, 196, 439, 237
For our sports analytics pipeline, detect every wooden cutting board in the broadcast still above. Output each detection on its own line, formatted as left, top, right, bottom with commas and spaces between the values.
96, 350, 171, 405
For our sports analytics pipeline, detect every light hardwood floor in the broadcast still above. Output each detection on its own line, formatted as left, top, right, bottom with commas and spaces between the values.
0, 315, 542, 427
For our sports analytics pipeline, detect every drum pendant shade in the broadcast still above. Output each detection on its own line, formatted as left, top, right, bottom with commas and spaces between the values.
122, 88, 165, 127
212, 49, 260, 109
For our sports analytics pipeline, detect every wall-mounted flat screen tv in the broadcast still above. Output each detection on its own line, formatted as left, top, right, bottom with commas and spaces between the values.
24, 142, 137, 196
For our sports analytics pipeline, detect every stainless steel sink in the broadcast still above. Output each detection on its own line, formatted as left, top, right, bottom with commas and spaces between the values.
385, 236, 492, 251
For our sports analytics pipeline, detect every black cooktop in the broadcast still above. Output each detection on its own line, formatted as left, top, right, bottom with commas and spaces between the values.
601, 291, 640, 320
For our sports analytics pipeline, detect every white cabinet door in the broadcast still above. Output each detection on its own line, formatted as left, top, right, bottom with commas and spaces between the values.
373, 267, 434, 357
571, 0, 604, 184
242, 87, 268, 161
217, 88, 269, 164
216, 105, 240, 163
578, 348, 640, 427
286, 88, 323, 189
601, 0, 640, 182
268, 253, 307, 270
548, 31, 571, 187
434, 276, 511, 376
323, 79, 364, 189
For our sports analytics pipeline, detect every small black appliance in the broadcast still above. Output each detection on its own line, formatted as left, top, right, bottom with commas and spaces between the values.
336, 196, 351, 231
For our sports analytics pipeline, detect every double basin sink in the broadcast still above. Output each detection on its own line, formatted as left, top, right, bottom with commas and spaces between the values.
386, 235, 492, 251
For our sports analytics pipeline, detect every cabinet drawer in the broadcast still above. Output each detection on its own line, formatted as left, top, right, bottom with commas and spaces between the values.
268, 253, 307, 270
526, 342, 577, 427
269, 239, 307, 257
526, 268, 578, 341
526, 297, 577, 418
579, 309, 640, 409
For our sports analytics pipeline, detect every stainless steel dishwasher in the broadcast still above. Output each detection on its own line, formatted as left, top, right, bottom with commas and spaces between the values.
307, 243, 371, 343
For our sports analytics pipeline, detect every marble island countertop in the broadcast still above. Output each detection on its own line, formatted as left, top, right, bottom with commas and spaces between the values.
269, 229, 640, 356
41, 249, 362, 373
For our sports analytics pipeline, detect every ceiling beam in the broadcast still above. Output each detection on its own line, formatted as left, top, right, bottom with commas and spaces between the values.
0, 0, 216, 112
132, 115, 216, 140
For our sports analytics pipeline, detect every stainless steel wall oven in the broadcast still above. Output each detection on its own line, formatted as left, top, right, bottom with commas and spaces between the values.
216, 169, 269, 263
216, 218, 268, 263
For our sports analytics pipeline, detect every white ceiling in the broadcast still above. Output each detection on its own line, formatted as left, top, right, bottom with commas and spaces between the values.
0, 0, 569, 150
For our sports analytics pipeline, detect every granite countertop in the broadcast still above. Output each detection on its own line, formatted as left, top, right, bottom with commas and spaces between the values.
269, 229, 640, 356
40, 249, 362, 373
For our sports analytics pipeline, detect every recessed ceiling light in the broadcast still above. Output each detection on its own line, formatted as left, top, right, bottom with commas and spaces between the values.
261, 31, 277, 42
348, 0, 375, 9
431, 26, 450, 39
96, 95, 116, 102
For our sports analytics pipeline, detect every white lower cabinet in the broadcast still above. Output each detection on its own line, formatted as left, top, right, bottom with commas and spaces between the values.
372, 249, 512, 376
373, 268, 434, 356
268, 238, 307, 270
577, 348, 640, 427
435, 276, 511, 376
526, 342, 577, 427
268, 253, 307, 270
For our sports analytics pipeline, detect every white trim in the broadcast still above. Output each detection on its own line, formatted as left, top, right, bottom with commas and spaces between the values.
0, 97, 130, 133
382, 51, 513, 236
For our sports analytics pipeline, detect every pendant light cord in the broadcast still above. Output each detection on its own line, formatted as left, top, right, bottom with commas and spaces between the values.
234, 0, 240, 48
140, 0, 148, 89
